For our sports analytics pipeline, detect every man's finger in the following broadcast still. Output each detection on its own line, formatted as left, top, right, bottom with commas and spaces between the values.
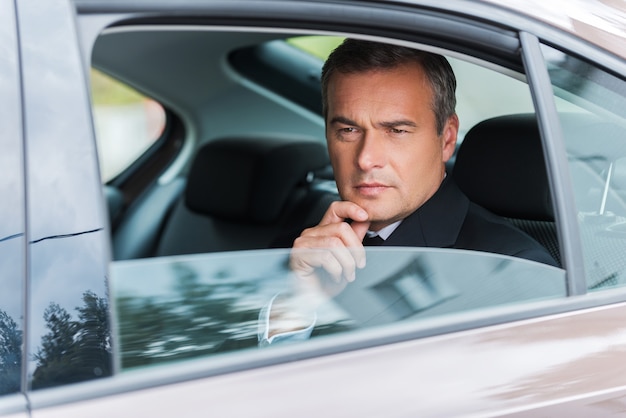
319, 201, 368, 226
348, 220, 370, 269
290, 244, 357, 282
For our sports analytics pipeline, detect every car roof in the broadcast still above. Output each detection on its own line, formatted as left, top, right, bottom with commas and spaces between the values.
480, 0, 626, 60
74, 0, 626, 60
380, 0, 626, 60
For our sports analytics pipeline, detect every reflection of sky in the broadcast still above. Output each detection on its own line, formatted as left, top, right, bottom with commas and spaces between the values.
20, 0, 105, 241
0, 239, 24, 322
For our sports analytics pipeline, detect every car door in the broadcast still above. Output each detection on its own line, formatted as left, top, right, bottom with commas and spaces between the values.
15, 0, 626, 417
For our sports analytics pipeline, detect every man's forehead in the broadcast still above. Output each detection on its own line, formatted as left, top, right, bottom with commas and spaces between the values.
328, 66, 430, 102
330, 62, 428, 83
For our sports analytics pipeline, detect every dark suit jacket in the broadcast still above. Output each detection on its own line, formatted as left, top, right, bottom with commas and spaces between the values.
381, 176, 558, 266
275, 176, 557, 267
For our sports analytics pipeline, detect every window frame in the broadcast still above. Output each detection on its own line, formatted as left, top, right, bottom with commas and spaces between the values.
519, 32, 587, 296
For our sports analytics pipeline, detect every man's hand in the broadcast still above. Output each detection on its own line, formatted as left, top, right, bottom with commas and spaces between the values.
265, 202, 370, 340
290, 201, 370, 283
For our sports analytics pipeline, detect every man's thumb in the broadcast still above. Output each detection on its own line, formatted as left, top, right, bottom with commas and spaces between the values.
351, 221, 371, 242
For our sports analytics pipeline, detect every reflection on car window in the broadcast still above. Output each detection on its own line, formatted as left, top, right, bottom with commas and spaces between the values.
110, 248, 565, 370
27, 234, 113, 391
91, 69, 166, 182
30, 289, 111, 389
542, 44, 626, 291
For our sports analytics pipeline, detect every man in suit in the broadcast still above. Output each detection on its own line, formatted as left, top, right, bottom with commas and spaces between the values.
262, 39, 556, 343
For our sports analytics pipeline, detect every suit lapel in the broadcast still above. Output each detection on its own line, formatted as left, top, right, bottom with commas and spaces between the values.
383, 176, 469, 248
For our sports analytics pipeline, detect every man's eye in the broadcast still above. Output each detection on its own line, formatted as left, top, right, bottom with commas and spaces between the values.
390, 128, 408, 134
335, 127, 360, 142
337, 127, 359, 137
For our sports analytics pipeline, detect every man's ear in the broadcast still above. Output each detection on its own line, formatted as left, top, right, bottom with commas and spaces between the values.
441, 114, 459, 163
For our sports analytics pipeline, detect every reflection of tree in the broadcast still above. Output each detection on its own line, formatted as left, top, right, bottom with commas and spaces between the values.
116, 263, 353, 370
117, 263, 262, 369
31, 291, 111, 389
0, 310, 22, 395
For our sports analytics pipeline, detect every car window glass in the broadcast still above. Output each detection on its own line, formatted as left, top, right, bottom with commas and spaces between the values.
541, 44, 626, 291
111, 248, 565, 370
91, 69, 166, 183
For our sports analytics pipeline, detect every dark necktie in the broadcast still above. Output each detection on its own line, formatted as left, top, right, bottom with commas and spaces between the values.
363, 234, 385, 246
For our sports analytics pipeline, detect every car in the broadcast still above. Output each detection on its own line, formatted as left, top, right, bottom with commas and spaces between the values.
2, 0, 626, 416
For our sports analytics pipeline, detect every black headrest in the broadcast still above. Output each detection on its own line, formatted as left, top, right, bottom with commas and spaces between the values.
452, 114, 553, 221
185, 137, 329, 224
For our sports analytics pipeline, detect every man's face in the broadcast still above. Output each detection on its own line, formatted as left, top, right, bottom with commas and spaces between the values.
326, 63, 458, 231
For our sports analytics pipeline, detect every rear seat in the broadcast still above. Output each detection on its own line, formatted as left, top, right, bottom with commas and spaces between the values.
153, 136, 336, 257
452, 114, 561, 265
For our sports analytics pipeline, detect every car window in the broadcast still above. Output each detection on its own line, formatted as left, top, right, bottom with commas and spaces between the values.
111, 248, 565, 370
99, 30, 565, 373
90, 69, 167, 183
542, 44, 626, 291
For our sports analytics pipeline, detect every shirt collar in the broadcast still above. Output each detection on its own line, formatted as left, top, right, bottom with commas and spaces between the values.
364, 172, 447, 242
366, 220, 402, 241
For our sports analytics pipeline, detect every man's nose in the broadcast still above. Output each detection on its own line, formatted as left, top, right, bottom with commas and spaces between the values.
356, 131, 386, 171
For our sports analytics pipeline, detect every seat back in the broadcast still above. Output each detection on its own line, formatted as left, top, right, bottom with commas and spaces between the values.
452, 114, 560, 264
155, 136, 330, 256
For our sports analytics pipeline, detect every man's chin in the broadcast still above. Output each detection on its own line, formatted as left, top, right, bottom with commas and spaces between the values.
361, 209, 394, 227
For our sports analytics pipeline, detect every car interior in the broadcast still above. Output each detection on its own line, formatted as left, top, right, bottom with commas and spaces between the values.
92, 27, 562, 266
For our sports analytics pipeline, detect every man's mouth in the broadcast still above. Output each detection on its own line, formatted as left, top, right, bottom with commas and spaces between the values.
355, 182, 390, 197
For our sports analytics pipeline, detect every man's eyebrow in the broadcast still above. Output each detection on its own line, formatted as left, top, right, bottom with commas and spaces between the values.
329, 117, 417, 128
329, 116, 358, 126
378, 120, 418, 129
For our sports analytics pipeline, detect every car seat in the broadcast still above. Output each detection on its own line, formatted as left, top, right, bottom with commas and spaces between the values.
154, 136, 332, 256
452, 113, 561, 265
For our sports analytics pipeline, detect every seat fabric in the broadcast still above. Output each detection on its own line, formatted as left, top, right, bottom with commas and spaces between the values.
156, 137, 331, 256
452, 114, 561, 265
